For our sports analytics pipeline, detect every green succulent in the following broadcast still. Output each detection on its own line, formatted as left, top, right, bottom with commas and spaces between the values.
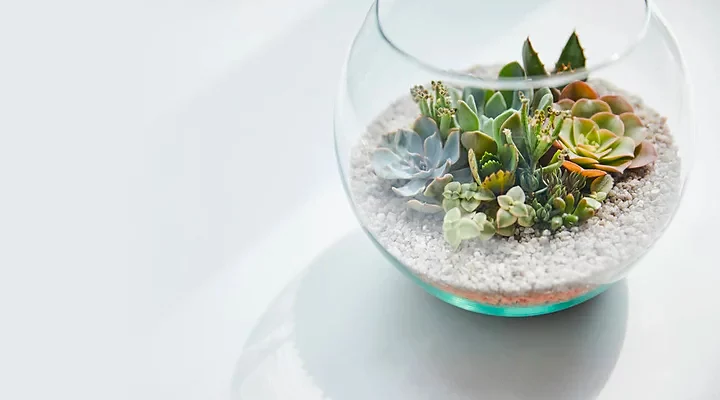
442, 181, 495, 213
456, 88, 522, 161
497, 95, 566, 192
554, 81, 658, 177
522, 31, 587, 78
443, 207, 496, 249
542, 168, 587, 203
457, 86, 557, 153
454, 31, 587, 154
495, 186, 535, 236
402, 32, 628, 240
407, 172, 495, 214
533, 192, 601, 231
467, 147, 518, 195
589, 174, 614, 202
531, 168, 592, 230
459, 68, 527, 120
411, 81, 458, 139
565, 195, 602, 225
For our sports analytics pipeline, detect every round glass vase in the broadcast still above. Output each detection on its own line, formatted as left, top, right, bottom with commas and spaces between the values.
334, 0, 693, 317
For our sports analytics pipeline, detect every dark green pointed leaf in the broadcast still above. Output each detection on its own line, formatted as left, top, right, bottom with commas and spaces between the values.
555, 31, 586, 72
498, 62, 526, 107
522, 38, 548, 77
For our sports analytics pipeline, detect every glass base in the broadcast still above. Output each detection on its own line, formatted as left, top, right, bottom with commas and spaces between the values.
364, 228, 611, 317
414, 281, 611, 317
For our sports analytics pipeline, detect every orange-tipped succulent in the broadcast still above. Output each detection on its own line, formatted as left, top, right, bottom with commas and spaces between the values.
552, 81, 658, 177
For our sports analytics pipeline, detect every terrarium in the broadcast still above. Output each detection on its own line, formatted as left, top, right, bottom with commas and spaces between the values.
334, 0, 692, 316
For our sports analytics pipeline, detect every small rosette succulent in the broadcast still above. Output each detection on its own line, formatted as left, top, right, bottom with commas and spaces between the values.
442, 181, 496, 213
553, 81, 658, 177
372, 118, 460, 197
443, 207, 496, 249
495, 186, 536, 236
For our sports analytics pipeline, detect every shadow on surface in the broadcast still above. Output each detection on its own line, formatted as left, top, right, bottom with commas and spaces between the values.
234, 230, 629, 400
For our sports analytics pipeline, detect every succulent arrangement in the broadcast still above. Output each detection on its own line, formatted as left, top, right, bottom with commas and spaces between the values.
370, 33, 658, 249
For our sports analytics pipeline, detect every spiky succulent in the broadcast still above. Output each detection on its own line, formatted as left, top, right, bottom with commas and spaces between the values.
411, 81, 458, 139
521, 31, 587, 77
372, 117, 460, 197
531, 168, 591, 229
532, 192, 601, 231
553, 81, 658, 177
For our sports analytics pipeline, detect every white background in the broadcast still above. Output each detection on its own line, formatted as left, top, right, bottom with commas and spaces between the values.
0, 0, 718, 399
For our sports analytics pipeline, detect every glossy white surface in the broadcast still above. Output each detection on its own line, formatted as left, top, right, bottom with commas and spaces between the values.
0, 0, 718, 398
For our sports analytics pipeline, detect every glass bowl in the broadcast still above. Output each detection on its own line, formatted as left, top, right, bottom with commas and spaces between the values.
334, 0, 693, 317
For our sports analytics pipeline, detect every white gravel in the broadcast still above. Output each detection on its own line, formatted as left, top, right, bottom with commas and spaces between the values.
349, 80, 683, 296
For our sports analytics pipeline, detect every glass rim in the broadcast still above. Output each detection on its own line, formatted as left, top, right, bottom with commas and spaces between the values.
375, 0, 653, 90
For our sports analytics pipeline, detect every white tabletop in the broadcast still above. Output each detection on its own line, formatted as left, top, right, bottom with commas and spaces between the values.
0, 0, 718, 399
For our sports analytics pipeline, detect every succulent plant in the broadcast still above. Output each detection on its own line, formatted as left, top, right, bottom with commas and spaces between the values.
589, 174, 614, 202
495, 186, 536, 236
399, 32, 642, 243
497, 94, 566, 192
522, 32, 587, 98
458, 61, 532, 120
411, 81, 458, 139
406, 172, 494, 214
531, 168, 592, 230
456, 96, 501, 157
467, 146, 518, 195
443, 207, 496, 249
532, 192, 601, 231
441, 181, 496, 213
563, 195, 602, 226
456, 86, 520, 161
553, 81, 658, 177
554, 31, 587, 75
546, 167, 586, 200
372, 120, 461, 197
